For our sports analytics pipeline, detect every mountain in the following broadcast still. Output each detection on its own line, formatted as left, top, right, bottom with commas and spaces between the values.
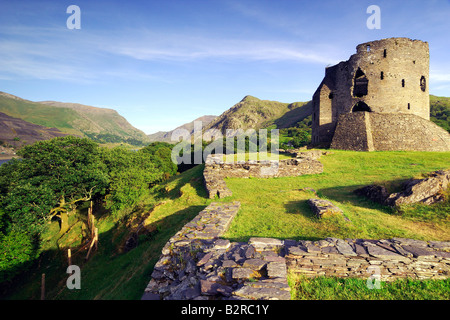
203, 95, 312, 136
201, 94, 448, 139
0, 112, 68, 149
0, 92, 150, 146
148, 115, 217, 143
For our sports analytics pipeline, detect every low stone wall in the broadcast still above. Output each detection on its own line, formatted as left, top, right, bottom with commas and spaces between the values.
142, 202, 450, 300
142, 202, 291, 300
204, 154, 324, 199
286, 238, 450, 281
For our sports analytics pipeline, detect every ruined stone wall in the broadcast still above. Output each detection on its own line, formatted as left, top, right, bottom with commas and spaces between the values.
204, 154, 324, 199
286, 238, 450, 282
142, 201, 450, 300
369, 113, 450, 151
331, 112, 450, 151
312, 37, 430, 145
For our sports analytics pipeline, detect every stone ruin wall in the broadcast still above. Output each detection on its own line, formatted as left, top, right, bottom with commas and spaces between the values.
312, 37, 430, 146
142, 200, 450, 300
203, 153, 324, 199
331, 112, 450, 151
142, 153, 450, 300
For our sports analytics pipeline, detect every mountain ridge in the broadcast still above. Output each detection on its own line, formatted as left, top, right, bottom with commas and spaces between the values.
148, 115, 217, 143
0, 92, 150, 146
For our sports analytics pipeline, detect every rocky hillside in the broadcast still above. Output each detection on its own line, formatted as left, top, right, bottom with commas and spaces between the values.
203, 95, 312, 136
148, 115, 217, 143
0, 92, 150, 146
0, 112, 68, 149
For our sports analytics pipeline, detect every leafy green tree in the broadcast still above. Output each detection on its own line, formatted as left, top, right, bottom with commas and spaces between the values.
102, 146, 163, 215
140, 142, 178, 177
0, 136, 109, 282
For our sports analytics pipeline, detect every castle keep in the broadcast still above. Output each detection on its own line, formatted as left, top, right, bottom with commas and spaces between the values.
312, 37, 450, 151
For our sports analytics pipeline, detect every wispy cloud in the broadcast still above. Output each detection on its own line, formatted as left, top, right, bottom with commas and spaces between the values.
0, 23, 341, 83
104, 29, 340, 65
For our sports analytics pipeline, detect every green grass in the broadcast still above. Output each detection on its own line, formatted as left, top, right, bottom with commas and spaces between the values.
4, 150, 450, 300
221, 150, 450, 242
289, 273, 450, 300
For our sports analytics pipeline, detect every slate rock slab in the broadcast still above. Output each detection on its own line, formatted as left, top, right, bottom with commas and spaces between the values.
308, 198, 343, 218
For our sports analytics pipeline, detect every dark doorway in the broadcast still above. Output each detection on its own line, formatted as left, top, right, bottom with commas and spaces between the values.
352, 101, 371, 112
353, 68, 368, 97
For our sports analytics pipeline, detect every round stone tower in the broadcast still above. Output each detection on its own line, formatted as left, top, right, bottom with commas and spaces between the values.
312, 37, 430, 146
348, 38, 429, 119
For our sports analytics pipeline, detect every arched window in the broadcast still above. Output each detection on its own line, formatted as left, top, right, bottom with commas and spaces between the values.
352, 101, 371, 112
353, 68, 368, 97
420, 76, 426, 92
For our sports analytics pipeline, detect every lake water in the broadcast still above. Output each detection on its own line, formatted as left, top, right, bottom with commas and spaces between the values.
0, 159, 12, 166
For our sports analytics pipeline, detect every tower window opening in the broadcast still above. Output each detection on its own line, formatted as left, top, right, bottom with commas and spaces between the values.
366, 45, 371, 52
408, 103, 411, 110
420, 76, 426, 92
380, 71, 384, 80
353, 68, 368, 97
402, 79, 405, 87
383, 49, 387, 58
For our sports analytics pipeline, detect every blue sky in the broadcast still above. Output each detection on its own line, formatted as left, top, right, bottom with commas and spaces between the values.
1, 0, 450, 134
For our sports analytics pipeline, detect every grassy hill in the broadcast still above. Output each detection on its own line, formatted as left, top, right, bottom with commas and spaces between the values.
430, 95, 450, 132
203, 95, 312, 134
4, 149, 449, 300
0, 92, 150, 146
204, 94, 449, 135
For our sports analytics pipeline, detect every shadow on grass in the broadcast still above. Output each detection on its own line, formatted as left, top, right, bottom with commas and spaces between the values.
1, 203, 208, 300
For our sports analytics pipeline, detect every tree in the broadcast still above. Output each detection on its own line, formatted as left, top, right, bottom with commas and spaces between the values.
102, 146, 163, 215
140, 142, 178, 177
0, 136, 109, 282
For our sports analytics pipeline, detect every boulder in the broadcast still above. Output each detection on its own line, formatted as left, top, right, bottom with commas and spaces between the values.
385, 170, 450, 206
353, 185, 389, 204
354, 170, 450, 207
308, 198, 343, 218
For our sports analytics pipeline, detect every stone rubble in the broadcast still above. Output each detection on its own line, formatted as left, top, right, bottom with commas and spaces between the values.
354, 169, 450, 207
307, 198, 344, 218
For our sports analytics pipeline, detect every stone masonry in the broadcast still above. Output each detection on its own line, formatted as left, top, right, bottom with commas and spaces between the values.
143, 201, 450, 300
142, 202, 291, 300
311, 37, 450, 151
203, 153, 324, 199
286, 238, 450, 282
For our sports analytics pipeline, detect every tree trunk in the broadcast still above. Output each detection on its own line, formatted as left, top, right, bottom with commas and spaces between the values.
59, 210, 69, 235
